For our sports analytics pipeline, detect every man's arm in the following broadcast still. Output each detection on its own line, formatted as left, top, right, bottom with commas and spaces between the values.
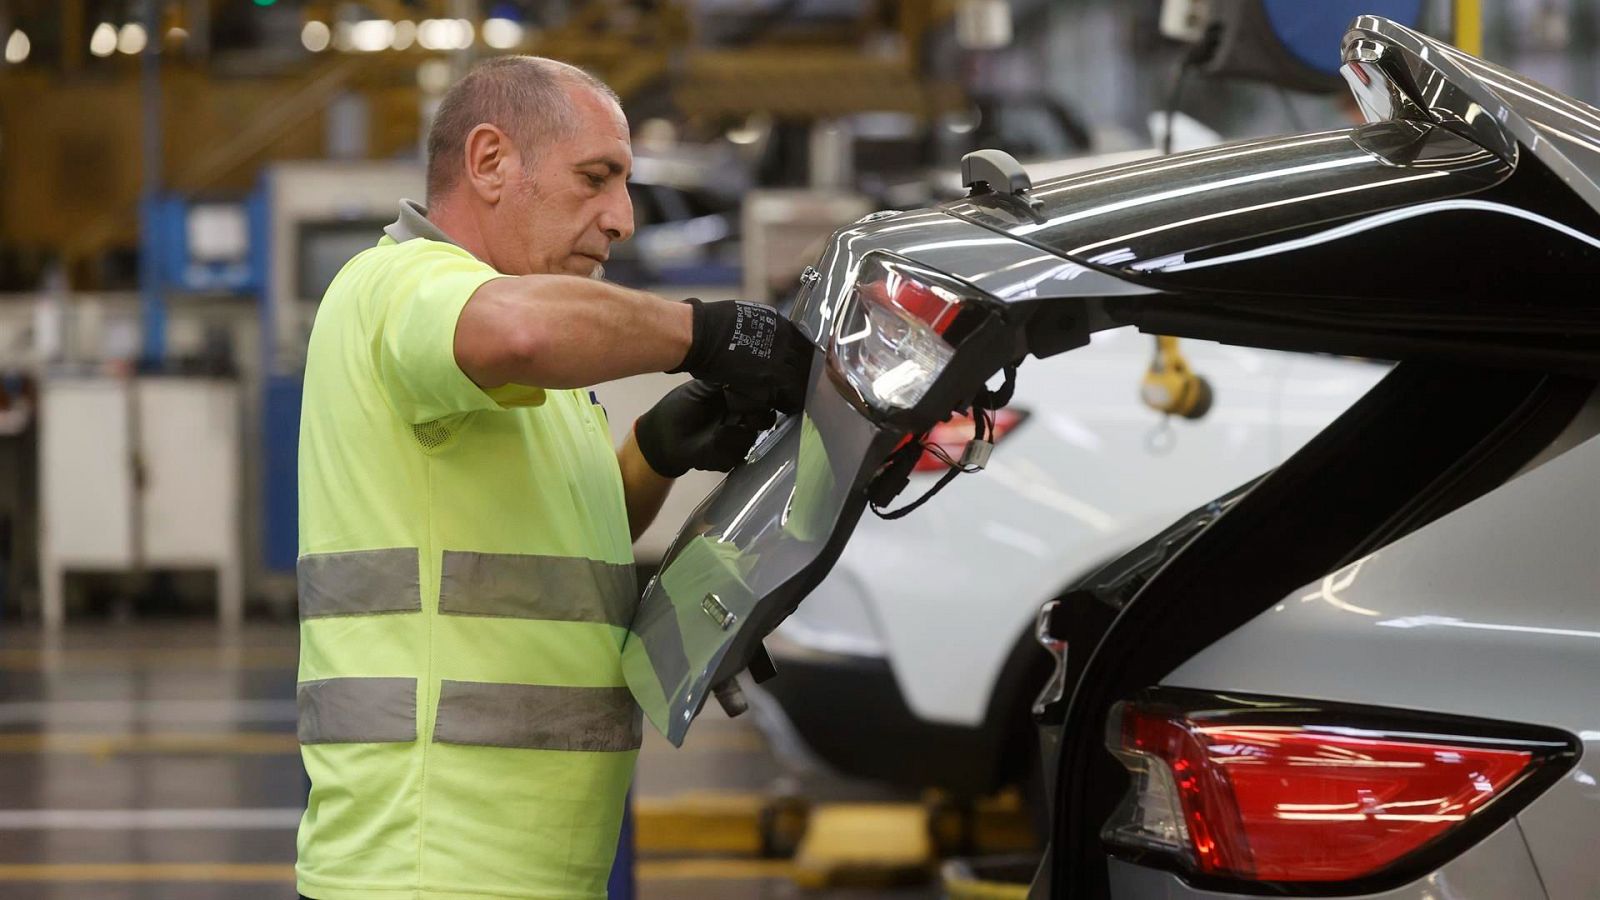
453, 276, 814, 416
618, 431, 672, 541
454, 275, 693, 389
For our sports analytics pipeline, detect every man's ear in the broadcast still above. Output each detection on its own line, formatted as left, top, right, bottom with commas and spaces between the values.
463, 123, 511, 204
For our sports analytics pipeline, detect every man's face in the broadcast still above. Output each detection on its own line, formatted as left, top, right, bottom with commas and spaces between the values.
494, 87, 635, 277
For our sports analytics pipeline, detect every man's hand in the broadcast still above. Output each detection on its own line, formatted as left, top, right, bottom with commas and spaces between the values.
634, 380, 778, 479
670, 300, 813, 414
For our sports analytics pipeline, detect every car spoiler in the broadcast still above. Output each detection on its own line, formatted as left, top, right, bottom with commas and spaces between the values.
1343, 15, 1600, 218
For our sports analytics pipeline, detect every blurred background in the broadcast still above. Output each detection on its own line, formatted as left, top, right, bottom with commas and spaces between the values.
0, 0, 1594, 897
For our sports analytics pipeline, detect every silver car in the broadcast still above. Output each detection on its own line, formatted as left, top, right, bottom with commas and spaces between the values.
620, 15, 1600, 898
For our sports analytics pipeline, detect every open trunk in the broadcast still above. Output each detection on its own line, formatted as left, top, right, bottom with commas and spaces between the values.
618, 14, 1600, 798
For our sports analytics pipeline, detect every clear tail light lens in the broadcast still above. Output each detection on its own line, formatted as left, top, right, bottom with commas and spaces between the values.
1103, 690, 1576, 887
831, 255, 986, 412
913, 408, 1028, 473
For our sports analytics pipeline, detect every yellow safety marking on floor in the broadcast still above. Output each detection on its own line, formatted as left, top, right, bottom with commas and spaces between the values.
0, 731, 298, 756
0, 863, 294, 882
635, 791, 769, 855
0, 646, 298, 672
636, 859, 798, 881
792, 803, 934, 890
944, 873, 1031, 900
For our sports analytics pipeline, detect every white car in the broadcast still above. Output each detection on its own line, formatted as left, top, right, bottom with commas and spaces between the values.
750, 328, 1386, 799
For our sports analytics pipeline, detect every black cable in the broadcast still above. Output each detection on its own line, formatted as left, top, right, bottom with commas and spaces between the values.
1161, 26, 1223, 155
983, 364, 1018, 409
872, 463, 962, 520
1161, 56, 1194, 156
868, 365, 1018, 520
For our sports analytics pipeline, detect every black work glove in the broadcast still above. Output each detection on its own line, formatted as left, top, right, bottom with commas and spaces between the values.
668, 299, 813, 414
634, 380, 779, 479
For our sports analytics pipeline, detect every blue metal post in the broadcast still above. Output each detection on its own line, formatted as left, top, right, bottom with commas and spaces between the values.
138, 0, 166, 366
256, 171, 277, 377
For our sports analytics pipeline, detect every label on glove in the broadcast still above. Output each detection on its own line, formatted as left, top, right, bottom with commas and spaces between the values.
729, 302, 776, 360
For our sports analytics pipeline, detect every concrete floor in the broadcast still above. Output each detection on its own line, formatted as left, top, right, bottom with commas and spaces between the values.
0, 621, 941, 900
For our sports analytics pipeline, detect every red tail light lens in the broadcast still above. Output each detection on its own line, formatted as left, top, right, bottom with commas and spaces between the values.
913, 408, 1028, 473
859, 275, 962, 335
1103, 691, 1576, 887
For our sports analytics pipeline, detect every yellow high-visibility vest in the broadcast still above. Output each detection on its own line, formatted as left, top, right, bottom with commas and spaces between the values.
296, 200, 638, 900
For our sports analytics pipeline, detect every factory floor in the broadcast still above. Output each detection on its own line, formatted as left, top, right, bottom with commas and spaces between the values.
0, 621, 953, 900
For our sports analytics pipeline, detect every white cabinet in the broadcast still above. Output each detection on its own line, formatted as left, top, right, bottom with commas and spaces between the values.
39, 376, 242, 629
39, 379, 133, 571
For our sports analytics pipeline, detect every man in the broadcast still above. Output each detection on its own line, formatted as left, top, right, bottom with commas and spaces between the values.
294, 56, 810, 900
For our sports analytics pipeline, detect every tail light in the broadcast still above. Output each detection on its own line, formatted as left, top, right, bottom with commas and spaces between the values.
831, 254, 990, 413
1103, 689, 1576, 889
913, 408, 1029, 473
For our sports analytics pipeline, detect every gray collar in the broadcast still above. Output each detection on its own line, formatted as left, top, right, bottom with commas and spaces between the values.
384, 199, 458, 246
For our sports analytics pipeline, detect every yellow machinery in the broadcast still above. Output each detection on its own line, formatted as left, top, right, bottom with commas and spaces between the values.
1140, 335, 1213, 420
0, 0, 967, 281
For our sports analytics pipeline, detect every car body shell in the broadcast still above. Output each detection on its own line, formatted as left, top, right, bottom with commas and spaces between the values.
619, 15, 1600, 897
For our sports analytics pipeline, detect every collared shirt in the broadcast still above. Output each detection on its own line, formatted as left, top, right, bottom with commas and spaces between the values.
384, 198, 456, 246
295, 200, 638, 900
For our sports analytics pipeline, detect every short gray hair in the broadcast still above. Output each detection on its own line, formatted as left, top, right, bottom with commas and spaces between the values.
425, 56, 621, 204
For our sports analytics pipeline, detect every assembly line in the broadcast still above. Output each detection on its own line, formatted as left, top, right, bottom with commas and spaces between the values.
2, 2, 1600, 899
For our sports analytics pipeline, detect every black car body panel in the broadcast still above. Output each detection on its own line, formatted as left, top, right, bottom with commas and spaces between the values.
620, 13, 1600, 797
944, 14, 1600, 309
943, 123, 1524, 296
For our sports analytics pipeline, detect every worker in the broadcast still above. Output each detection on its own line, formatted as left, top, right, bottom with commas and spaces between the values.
293, 56, 810, 900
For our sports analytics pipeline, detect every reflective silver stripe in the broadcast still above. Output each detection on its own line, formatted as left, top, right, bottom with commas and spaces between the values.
297, 677, 417, 744
433, 680, 642, 752
297, 548, 421, 619
438, 552, 636, 626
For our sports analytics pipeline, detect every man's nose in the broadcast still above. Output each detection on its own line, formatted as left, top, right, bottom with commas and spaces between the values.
600, 185, 635, 242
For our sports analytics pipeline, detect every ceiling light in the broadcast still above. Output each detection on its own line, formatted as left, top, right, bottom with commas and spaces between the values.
417, 58, 452, 93
117, 23, 148, 55
349, 19, 394, 53
419, 18, 473, 51
392, 20, 416, 51
3, 29, 28, 64
89, 22, 118, 57
482, 17, 523, 50
301, 20, 330, 52
417, 18, 449, 50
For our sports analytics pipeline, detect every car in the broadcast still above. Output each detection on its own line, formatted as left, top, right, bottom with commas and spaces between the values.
619, 15, 1600, 898
749, 331, 1386, 802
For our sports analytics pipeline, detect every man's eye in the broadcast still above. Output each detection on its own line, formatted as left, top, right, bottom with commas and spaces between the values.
585, 173, 606, 188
